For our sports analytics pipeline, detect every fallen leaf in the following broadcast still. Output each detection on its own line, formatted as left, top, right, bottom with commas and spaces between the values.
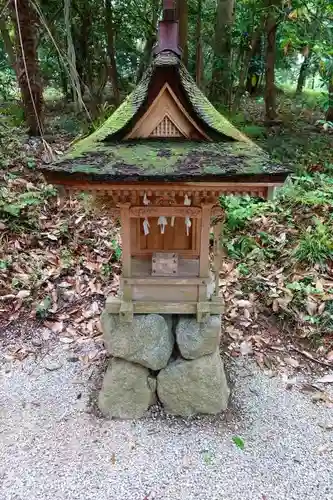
284, 357, 300, 368
318, 423, 333, 431
311, 391, 333, 403
225, 326, 243, 340
306, 297, 318, 316
326, 351, 333, 362
240, 340, 253, 356
300, 383, 321, 394
317, 443, 332, 454
17, 290, 30, 299
236, 300, 252, 308
45, 321, 64, 333
111, 453, 116, 464
318, 302, 326, 315
41, 329, 51, 341
316, 374, 333, 384
59, 337, 75, 344
46, 233, 58, 241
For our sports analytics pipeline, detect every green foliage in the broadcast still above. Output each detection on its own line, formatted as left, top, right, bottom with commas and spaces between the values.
0, 189, 42, 217
91, 103, 115, 132
0, 185, 57, 222
51, 115, 83, 135
111, 239, 122, 262
226, 235, 259, 260
294, 220, 333, 266
222, 173, 333, 336
0, 67, 17, 101
232, 436, 245, 450
0, 121, 26, 168
220, 195, 261, 231
240, 124, 266, 138
0, 102, 25, 127
36, 296, 52, 319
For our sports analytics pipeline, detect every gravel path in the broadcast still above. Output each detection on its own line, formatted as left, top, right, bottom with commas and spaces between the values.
0, 344, 332, 500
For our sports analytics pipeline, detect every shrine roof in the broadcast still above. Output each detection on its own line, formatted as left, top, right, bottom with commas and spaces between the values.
42, 140, 289, 184
66, 52, 249, 159
41, 51, 291, 185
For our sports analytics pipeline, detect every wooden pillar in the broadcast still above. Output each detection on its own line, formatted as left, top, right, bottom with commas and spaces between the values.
197, 203, 213, 321
213, 221, 223, 297
199, 203, 212, 278
119, 202, 133, 322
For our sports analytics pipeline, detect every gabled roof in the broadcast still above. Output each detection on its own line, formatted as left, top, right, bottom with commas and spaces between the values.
42, 52, 291, 185
125, 82, 210, 140
67, 52, 249, 159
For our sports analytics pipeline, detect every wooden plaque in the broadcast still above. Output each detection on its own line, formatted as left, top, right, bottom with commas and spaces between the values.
152, 252, 178, 276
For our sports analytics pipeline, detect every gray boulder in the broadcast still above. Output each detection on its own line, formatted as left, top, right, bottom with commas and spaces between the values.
101, 312, 174, 370
98, 358, 156, 419
176, 315, 221, 359
157, 349, 230, 417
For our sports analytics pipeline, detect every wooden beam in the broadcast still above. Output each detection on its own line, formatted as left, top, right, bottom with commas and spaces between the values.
121, 277, 210, 286
129, 206, 202, 218
45, 178, 284, 200
105, 297, 224, 316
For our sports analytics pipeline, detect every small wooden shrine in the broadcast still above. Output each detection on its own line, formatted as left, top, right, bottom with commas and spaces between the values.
41, 1, 290, 324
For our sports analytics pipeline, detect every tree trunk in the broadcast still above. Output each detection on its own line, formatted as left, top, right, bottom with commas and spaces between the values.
326, 79, 333, 122
264, 7, 278, 122
105, 0, 120, 105
10, 0, 43, 136
136, 33, 156, 82
210, 0, 235, 106
75, 4, 93, 94
56, 51, 69, 99
232, 28, 262, 111
0, 16, 16, 68
136, 0, 158, 83
296, 52, 311, 95
176, 0, 188, 66
64, 0, 83, 111
195, 0, 203, 87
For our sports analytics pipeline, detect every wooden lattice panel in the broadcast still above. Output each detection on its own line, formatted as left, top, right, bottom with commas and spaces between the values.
150, 115, 184, 138
126, 83, 210, 140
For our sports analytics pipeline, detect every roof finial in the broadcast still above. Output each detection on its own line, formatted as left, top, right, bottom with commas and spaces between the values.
163, 0, 176, 20
154, 0, 181, 57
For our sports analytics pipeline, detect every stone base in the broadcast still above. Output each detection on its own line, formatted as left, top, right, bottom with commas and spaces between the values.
98, 358, 156, 419
157, 350, 230, 417
98, 312, 230, 419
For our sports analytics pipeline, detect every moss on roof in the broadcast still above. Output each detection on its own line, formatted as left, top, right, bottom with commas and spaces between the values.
68, 52, 249, 161
43, 140, 290, 183
42, 51, 291, 184
69, 65, 153, 158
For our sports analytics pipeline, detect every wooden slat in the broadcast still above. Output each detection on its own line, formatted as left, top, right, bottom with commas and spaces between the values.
121, 277, 210, 285
105, 297, 224, 315
131, 285, 198, 302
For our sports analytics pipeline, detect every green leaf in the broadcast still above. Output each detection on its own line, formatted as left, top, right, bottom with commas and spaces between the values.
232, 436, 245, 450
36, 296, 52, 319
